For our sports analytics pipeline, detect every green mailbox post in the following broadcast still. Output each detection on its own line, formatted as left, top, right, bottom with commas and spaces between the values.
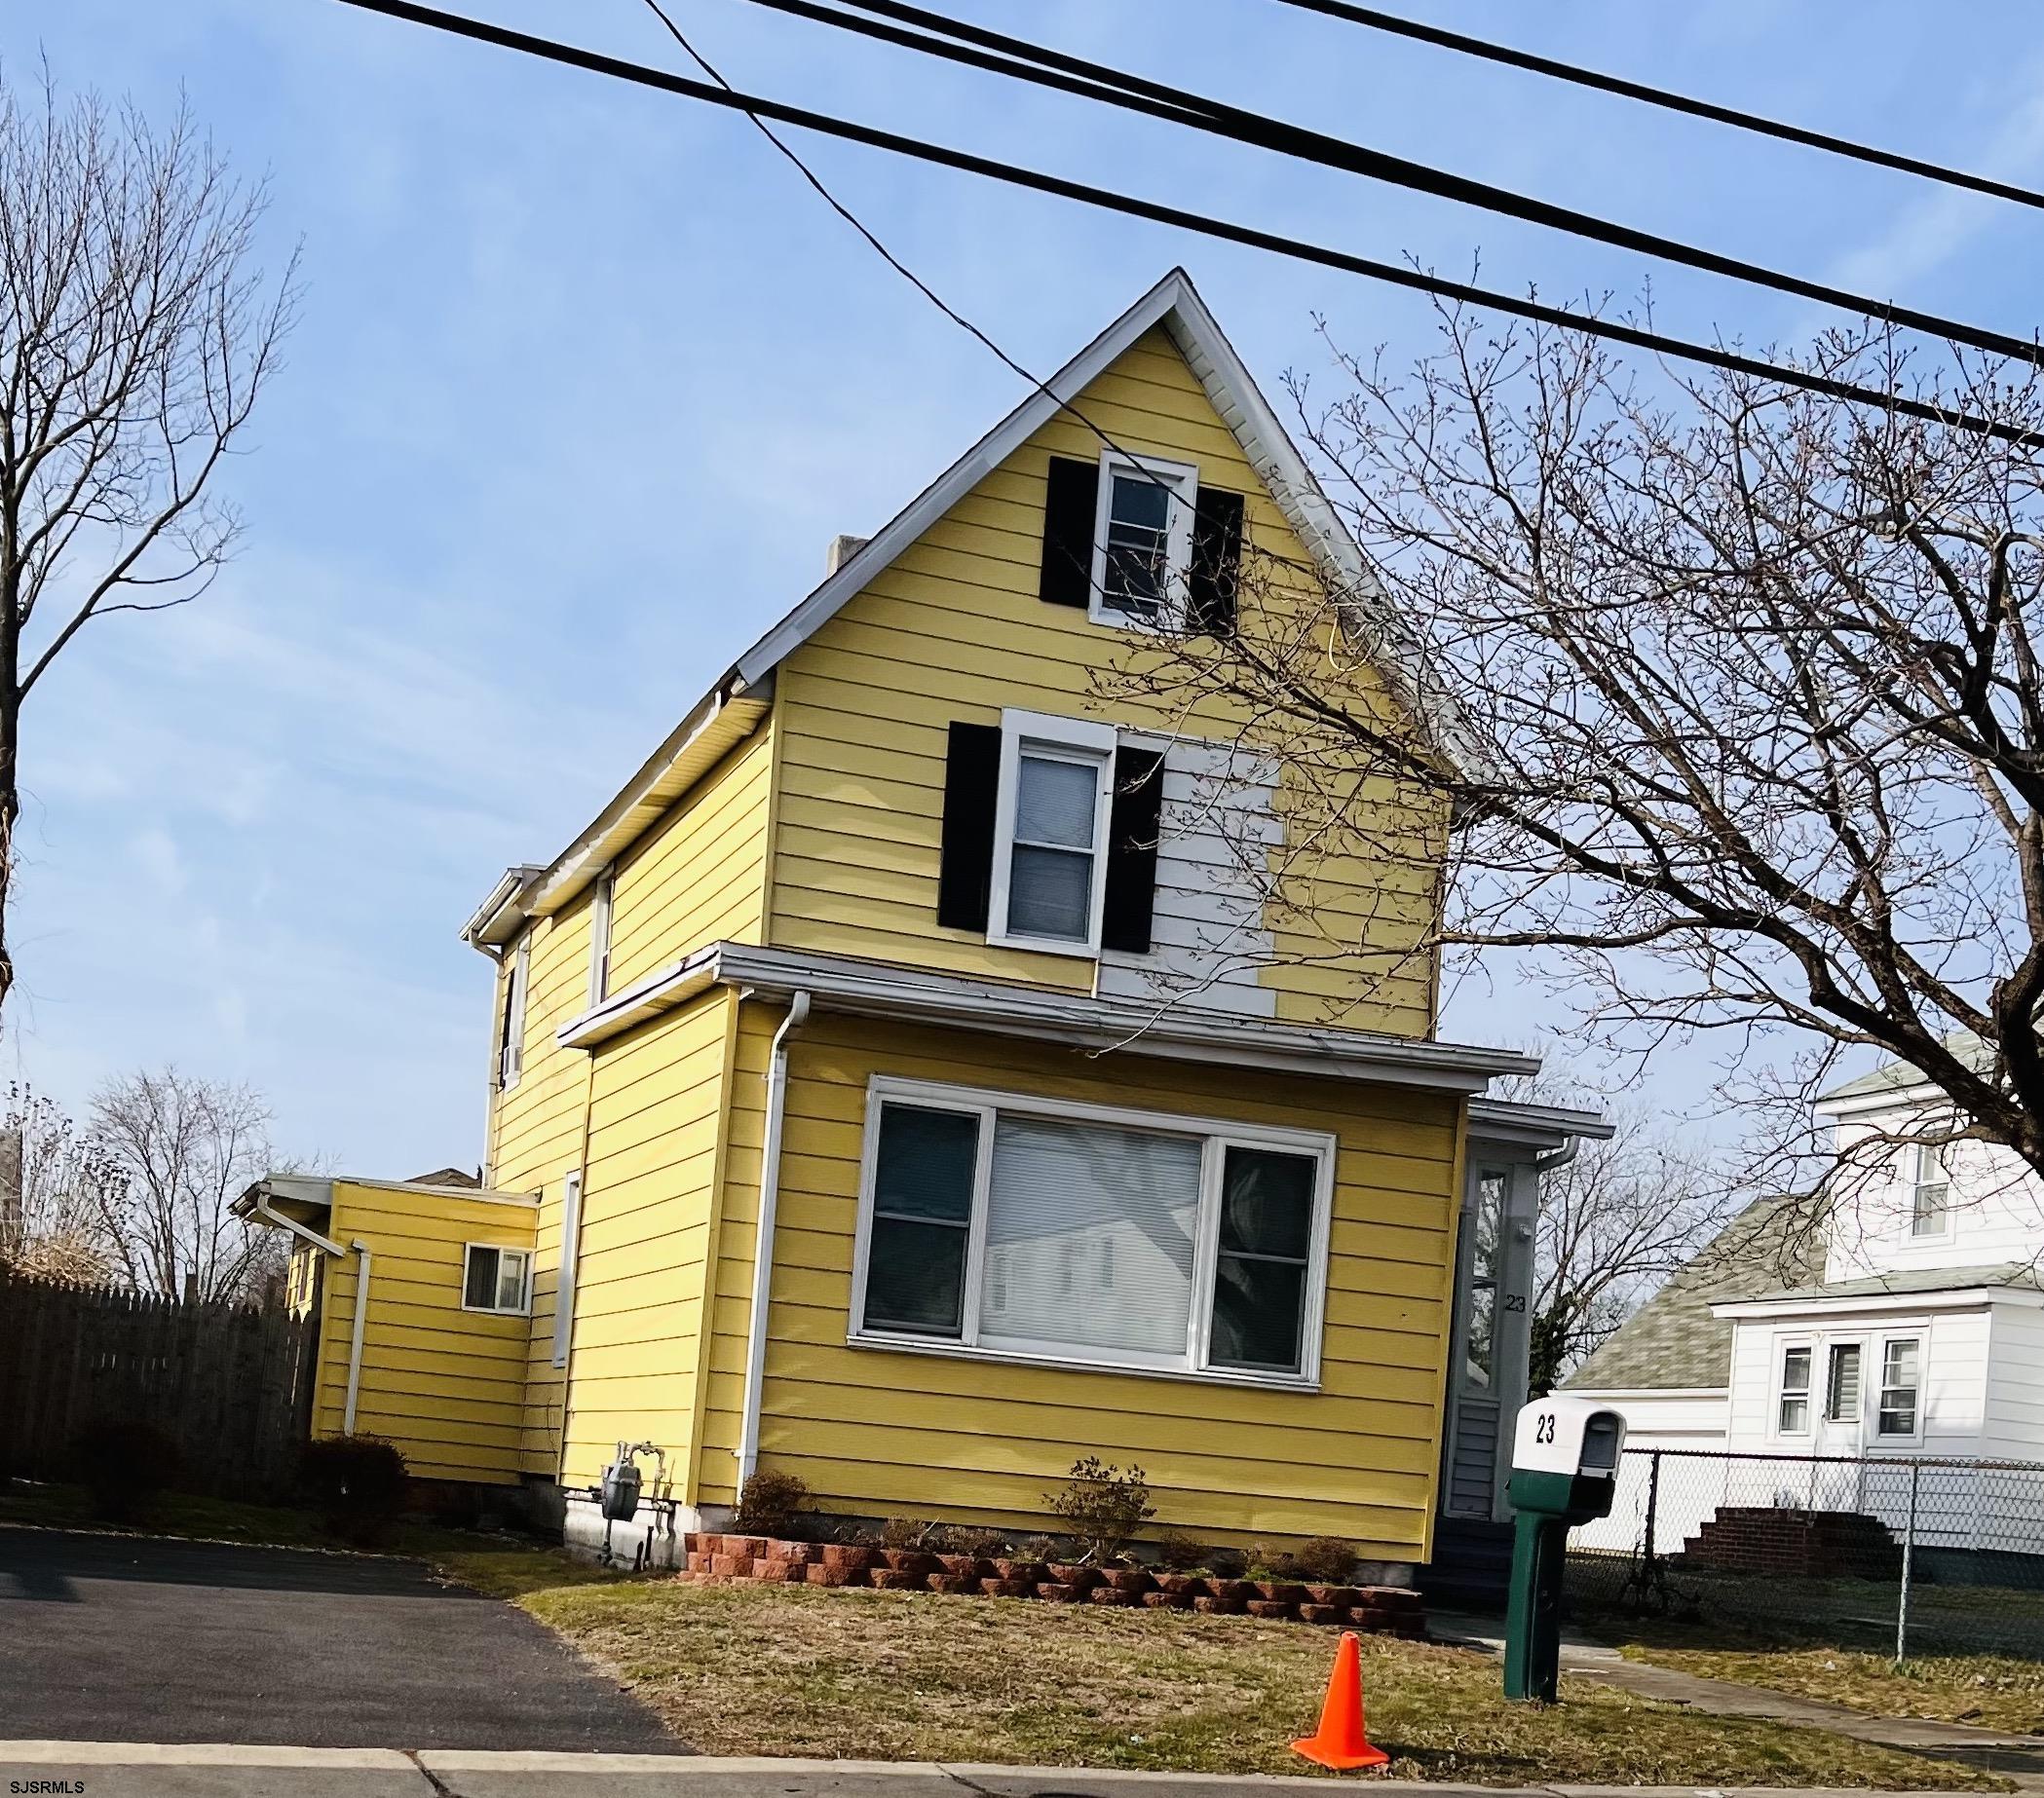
1502, 1396, 1627, 1704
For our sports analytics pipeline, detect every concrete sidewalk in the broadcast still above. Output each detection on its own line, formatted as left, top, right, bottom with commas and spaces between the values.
0, 1745, 2007, 1798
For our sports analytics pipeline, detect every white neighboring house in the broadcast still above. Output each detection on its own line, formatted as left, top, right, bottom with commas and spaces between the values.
1569, 1041, 2044, 1560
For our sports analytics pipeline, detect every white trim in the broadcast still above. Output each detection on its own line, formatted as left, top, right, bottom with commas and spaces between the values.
551, 939, 1542, 1090
343, 1240, 372, 1435
1087, 450, 1198, 630
846, 1073, 1335, 1390
552, 1171, 584, 1369
1717, 1286, 2042, 1319
461, 1241, 533, 1317
587, 871, 616, 1009
987, 710, 1118, 958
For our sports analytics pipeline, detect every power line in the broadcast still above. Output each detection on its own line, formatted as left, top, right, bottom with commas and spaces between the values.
324, 0, 2044, 449
736, 0, 2044, 370
1269, 0, 2044, 215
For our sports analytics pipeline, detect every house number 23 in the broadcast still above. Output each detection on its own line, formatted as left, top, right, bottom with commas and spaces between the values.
1533, 1411, 1558, 1444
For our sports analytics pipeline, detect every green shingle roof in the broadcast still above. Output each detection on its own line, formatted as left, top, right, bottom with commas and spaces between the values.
1563, 1193, 1821, 1393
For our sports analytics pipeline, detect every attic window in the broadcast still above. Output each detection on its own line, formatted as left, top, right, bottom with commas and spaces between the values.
1090, 453, 1195, 626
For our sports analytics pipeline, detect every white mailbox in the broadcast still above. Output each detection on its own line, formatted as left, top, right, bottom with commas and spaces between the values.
1511, 1395, 1626, 1480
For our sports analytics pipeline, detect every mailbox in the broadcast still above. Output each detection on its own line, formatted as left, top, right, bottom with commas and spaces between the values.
1502, 1397, 1626, 1703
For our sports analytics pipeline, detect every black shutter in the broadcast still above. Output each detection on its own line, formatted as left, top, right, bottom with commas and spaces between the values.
937, 722, 1003, 931
1101, 746, 1165, 955
1188, 486, 1244, 634
1039, 456, 1099, 608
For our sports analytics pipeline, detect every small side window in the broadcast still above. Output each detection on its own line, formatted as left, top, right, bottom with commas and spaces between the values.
498, 934, 531, 1091
464, 1244, 530, 1315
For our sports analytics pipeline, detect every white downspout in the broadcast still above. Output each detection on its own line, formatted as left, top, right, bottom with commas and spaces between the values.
247, 1186, 344, 1259
343, 1240, 373, 1435
737, 991, 812, 1491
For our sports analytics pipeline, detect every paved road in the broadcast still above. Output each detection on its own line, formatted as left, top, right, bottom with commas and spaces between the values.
0, 1528, 678, 1752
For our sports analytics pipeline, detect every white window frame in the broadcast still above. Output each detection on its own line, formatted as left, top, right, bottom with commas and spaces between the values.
846, 1074, 1336, 1391
588, 870, 616, 1008
551, 1170, 584, 1368
986, 709, 1118, 959
462, 1242, 532, 1317
1087, 450, 1198, 630
1774, 1336, 1814, 1439
497, 933, 532, 1092
1874, 1332, 1924, 1442
1907, 1139, 1950, 1239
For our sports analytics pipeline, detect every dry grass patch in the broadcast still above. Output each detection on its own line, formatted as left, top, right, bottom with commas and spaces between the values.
1618, 1642, 2044, 1739
516, 1575, 2003, 1782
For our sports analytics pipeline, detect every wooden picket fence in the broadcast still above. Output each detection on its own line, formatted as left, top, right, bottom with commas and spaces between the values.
0, 1266, 318, 1498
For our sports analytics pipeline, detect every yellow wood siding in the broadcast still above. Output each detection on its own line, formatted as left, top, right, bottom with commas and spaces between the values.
766, 327, 1444, 1033
701, 1002, 1460, 1557
557, 987, 738, 1488
604, 724, 776, 993
310, 1181, 539, 1485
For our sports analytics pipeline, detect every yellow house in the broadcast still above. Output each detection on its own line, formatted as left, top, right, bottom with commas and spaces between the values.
245, 271, 1604, 1592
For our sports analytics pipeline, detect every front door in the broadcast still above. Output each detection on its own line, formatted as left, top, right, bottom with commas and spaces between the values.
1814, 1337, 1866, 1509
1443, 1166, 1510, 1519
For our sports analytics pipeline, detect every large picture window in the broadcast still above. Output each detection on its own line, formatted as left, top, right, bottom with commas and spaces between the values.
852, 1078, 1335, 1385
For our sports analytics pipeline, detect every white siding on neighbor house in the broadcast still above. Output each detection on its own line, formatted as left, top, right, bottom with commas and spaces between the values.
1983, 1303, 2044, 1460
1569, 1389, 1729, 1554
1826, 1111, 2044, 1282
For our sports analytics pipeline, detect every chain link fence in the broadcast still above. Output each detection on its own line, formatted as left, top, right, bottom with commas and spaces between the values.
1566, 1447, 2044, 1659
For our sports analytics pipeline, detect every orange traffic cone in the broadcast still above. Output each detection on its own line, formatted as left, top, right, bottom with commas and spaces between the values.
1292, 1630, 1390, 1771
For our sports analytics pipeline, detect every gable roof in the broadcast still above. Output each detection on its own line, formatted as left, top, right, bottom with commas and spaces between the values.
466, 268, 1474, 943
1819, 1029, 1994, 1107
1564, 1192, 1821, 1394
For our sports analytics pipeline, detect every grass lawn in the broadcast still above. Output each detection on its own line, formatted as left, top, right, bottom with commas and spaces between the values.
1614, 1640, 2044, 1740
511, 1574, 2006, 1783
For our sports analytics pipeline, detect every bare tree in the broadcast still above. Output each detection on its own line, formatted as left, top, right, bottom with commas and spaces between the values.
1102, 302, 2044, 1219
0, 1080, 124, 1282
0, 69, 295, 1018
87, 1067, 284, 1303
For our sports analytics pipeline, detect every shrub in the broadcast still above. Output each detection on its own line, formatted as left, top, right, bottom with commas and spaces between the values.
70, 1416, 182, 1522
299, 1435, 407, 1544
1019, 1533, 1060, 1561
939, 1524, 1009, 1558
733, 1468, 809, 1538
1044, 1456, 1154, 1563
880, 1516, 936, 1550
1154, 1529, 1211, 1572
1297, 1536, 1359, 1583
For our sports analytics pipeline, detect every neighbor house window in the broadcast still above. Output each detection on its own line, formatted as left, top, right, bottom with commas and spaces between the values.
852, 1078, 1334, 1384
1877, 1337, 1921, 1437
1778, 1343, 1812, 1434
497, 933, 531, 1091
588, 870, 616, 1007
1909, 1141, 1949, 1237
1826, 1341, 1863, 1424
1463, 1170, 1507, 1392
463, 1244, 531, 1315
1089, 452, 1195, 626
988, 712, 1117, 955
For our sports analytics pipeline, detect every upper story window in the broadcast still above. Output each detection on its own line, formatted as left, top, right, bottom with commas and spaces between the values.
852, 1077, 1334, 1386
989, 713, 1117, 955
1777, 1342, 1811, 1434
497, 933, 531, 1091
1090, 453, 1196, 627
462, 1243, 531, 1315
1908, 1140, 1949, 1237
938, 710, 1164, 960
1038, 454, 1244, 635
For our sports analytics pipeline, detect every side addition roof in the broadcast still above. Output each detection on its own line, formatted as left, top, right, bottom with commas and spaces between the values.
465, 267, 1478, 947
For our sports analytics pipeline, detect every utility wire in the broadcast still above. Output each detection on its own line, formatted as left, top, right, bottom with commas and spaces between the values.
735, 0, 2044, 370
325, 0, 2044, 449
1269, 0, 2044, 215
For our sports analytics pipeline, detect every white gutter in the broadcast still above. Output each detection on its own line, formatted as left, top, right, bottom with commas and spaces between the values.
343, 1239, 373, 1435
736, 990, 812, 1491
245, 1183, 344, 1258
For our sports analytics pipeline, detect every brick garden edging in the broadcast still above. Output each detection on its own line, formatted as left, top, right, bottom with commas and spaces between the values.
678, 1533, 1426, 1635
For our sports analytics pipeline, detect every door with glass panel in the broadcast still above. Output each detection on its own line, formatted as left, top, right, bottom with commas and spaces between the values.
1443, 1166, 1509, 1519
1814, 1336, 1867, 1509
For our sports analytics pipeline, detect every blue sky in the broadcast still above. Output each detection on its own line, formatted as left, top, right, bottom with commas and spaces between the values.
12, 0, 2044, 1175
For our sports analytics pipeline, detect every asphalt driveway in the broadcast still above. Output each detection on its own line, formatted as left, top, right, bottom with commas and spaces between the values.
0, 1528, 680, 1751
